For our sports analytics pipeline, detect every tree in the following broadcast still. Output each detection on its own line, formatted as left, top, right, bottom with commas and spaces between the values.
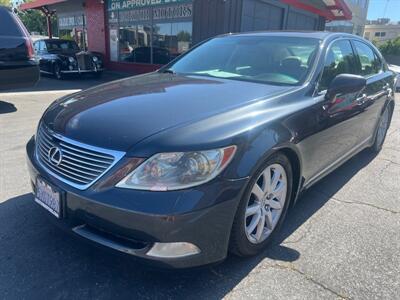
177, 31, 191, 42
0, 0, 11, 7
379, 37, 400, 56
14, 0, 58, 36
17, 9, 48, 35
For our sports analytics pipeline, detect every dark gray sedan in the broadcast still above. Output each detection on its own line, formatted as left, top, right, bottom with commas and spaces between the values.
26, 32, 395, 268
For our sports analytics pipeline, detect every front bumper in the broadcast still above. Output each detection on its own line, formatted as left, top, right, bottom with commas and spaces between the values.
61, 68, 104, 74
26, 137, 248, 268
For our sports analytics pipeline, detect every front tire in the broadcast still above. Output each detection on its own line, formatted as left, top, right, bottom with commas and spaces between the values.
229, 153, 293, 257
53, 63, 63, 80
370, 104, 391, 153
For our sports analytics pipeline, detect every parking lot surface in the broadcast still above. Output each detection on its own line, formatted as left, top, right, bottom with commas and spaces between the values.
0, 76, 399, 299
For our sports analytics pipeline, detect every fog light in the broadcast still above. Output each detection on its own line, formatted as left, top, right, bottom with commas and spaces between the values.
146, 242, 200, 258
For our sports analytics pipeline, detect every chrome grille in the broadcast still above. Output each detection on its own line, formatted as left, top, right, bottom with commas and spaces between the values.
76, 54, 93, 71
36, 124, 125, 190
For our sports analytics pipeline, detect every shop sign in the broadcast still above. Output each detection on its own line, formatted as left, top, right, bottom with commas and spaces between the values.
108, 0, 192, 11
153, 3, 192, 20
59, 15, 84, 28
118, 8, 151, 23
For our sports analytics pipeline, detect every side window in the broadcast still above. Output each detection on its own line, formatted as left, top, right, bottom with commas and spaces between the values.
319, 40, 356, 91
353, 40, 381, 76
33, 42, 39, 53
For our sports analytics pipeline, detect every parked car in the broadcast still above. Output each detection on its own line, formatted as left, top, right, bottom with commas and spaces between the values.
33, 39, 104, 79
0, 6, 39, 90
26, 32, 395, 268
388, 64, 400, 92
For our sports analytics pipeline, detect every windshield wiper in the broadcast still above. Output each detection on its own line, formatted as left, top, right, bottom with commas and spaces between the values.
162, 69, 175, 74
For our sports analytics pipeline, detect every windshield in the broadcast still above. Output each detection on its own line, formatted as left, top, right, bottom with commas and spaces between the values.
167, 36, 321, 85
46, 40, 80, 52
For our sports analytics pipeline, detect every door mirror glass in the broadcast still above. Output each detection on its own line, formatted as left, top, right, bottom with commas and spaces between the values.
326, 73, 367, 99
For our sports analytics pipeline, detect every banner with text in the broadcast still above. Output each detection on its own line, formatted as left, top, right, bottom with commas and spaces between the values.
108, 0, 192, 11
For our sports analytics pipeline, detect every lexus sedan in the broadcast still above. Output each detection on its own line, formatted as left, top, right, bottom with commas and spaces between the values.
26, 32, 395, 268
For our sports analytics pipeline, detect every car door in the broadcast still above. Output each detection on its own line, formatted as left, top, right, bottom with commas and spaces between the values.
39, 41, 51, 73
299, 39, 369, 185
350, 39, 392, 143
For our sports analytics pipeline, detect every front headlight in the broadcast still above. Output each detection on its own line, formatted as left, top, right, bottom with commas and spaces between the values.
92, 56, 98, 62
116, 146, 236, 191
68, 57, 75, 63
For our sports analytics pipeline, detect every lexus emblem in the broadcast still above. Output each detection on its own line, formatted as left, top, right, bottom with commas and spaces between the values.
48, 147, 63, 166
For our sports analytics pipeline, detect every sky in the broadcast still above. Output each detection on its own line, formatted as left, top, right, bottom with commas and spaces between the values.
367, 0, 400, 22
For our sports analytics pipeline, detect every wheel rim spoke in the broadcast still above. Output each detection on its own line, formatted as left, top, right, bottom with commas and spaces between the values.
255, 214, 265, 241
262, 167, 271, 194
246, 203, 260, 217
270, 168, 281, 191
252, 184, 264, 201
247, 212, 261, 234
265, 210, 273, 230
267, 199, 282, 210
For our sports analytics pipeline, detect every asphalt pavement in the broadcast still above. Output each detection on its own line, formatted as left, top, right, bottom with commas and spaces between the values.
0, 76, 399, 299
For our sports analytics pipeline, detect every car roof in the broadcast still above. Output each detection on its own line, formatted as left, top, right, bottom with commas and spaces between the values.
218, 31, 361, 41
38, 39, 75, 42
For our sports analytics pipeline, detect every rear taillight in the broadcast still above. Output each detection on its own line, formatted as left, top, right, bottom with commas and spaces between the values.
25, 37, 35, 59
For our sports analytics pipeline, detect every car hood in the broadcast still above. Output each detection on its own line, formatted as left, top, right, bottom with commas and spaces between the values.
42, 73, 294, 152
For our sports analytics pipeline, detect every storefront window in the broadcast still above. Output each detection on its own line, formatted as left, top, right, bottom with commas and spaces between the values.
153, 22, 192, 63
58, 14, 87, 50
108, 1, 193, 65
119, 25, 152, 63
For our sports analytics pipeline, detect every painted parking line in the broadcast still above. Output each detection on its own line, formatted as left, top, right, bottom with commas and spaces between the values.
0, 89, 82, 96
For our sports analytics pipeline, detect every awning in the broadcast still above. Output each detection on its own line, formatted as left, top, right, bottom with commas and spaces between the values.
281, 0, 352, 20
20, 0, 67, 10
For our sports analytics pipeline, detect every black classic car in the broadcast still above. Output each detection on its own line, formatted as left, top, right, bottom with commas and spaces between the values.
33, 39, 104, 79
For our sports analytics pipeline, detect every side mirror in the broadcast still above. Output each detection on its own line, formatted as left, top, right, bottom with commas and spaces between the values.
326, 74, 366, 100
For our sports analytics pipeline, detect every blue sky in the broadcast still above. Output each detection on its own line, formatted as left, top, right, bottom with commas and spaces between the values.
367, 0, 400, 21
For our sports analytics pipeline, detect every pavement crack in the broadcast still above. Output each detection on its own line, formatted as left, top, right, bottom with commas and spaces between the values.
378, 158, 400, 167
283, 222, 313, 245
331, 197, 399, 214
260, 263, 350, 299
313, 189, 399, 214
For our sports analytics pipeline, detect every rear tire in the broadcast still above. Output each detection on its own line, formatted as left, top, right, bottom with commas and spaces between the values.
229, 153, 293, 257
370, 104, 392, 153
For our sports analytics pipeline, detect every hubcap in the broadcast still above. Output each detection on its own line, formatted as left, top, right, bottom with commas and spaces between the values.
245, 163, 287, 244
376, 108, 389, 147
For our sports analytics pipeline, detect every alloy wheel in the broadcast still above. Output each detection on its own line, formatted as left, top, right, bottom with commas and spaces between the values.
244, 163, 287, 244
376, 107, 390, 147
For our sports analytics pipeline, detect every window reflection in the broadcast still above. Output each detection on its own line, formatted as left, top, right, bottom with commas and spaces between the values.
119, 25, 152, 64
153, 22, 192, 62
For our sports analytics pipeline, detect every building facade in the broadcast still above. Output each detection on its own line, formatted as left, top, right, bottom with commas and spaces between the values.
364, 23, 400, 44
325, 0, 369, 36
21, 0, 351, 74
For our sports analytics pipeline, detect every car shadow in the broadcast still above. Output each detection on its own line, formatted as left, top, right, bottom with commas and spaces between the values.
0, 149, 377, 299
0, 100, 17, 114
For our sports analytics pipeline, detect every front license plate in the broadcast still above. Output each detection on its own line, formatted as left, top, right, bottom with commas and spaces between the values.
35, 178, 61, 218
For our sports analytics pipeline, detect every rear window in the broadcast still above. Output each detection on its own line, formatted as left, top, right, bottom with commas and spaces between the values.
0, 8, 23, 36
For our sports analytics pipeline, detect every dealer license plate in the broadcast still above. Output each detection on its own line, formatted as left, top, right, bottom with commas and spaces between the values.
35, 178, 61, 218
